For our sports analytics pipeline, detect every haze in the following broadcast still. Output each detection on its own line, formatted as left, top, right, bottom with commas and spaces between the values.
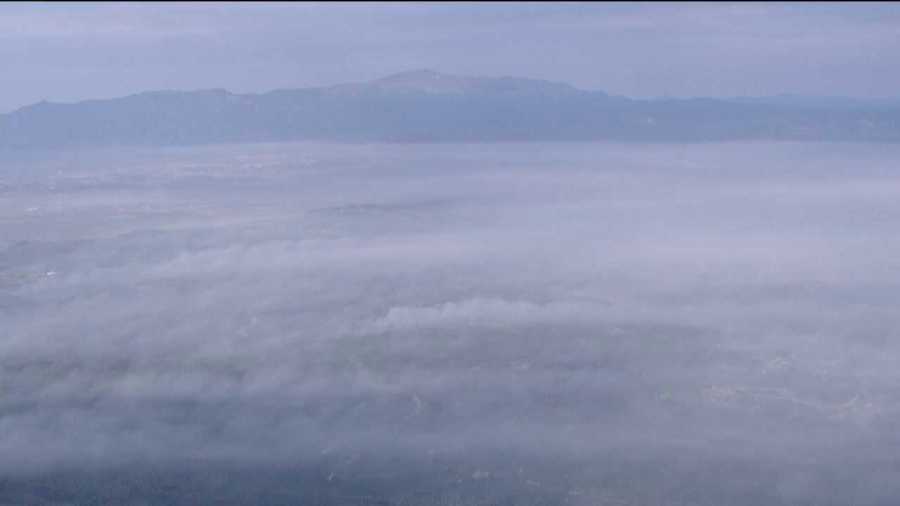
4, 142, 900, 504
3, 3, 900, 505
3, 2, 900, 113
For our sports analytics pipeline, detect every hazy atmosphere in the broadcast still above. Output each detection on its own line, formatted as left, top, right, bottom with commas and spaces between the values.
3, 3, 900, 505
3, 2, 900, 112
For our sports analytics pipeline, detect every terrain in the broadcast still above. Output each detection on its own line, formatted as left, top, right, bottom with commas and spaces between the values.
3, 70, 900, 148
2, 141, 900, 504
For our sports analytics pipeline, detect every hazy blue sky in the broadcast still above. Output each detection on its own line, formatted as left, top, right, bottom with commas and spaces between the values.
2, 2, 900, 112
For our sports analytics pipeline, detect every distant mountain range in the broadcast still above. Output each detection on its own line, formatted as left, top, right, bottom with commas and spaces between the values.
3, 69, 900, 148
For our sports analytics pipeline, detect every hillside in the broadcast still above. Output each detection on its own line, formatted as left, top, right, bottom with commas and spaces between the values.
2, 70, 899, 148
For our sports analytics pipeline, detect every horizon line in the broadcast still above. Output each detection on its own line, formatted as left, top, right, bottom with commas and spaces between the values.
5, 69, 900, 114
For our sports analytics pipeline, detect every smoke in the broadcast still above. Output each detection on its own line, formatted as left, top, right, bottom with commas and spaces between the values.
3, 141, 900, 504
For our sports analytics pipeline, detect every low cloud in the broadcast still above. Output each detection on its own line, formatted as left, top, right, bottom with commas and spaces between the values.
3, 141, 900, 503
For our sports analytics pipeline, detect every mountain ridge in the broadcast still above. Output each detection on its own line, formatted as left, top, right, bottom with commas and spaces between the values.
2, 70, 899, 148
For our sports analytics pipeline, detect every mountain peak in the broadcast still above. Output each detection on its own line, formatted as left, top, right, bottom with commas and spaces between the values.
368, 69, 473, 93
366, 69, 583, 96
377, 69, 447, 82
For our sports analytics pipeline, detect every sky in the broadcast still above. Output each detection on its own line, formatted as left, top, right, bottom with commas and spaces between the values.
3, 2, 900, 112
